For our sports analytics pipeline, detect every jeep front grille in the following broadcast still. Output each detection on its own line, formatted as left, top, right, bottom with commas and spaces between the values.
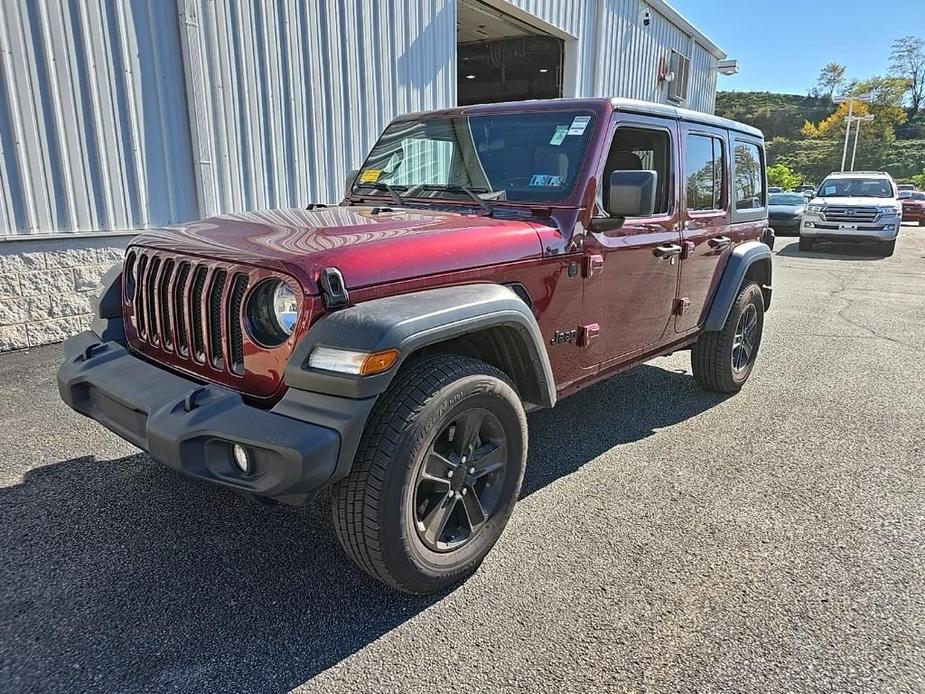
123, 247, 307, 398
823, 206, 879, 223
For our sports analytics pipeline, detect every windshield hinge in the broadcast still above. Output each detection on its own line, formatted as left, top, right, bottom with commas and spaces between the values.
319, 267, 349, 310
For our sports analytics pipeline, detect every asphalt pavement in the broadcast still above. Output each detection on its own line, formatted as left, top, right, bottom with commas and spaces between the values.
1, 225, 923, 693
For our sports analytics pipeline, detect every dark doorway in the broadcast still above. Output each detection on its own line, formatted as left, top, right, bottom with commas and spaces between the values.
457, 0, 564, 106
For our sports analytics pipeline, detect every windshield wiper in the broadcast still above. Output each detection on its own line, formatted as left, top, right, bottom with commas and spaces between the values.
366, 182, 407, 206
419, 184, 492, 213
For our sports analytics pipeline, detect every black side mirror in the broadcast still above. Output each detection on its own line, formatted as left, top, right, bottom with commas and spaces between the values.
591, 170, 658, 231
345, 169, 359, 198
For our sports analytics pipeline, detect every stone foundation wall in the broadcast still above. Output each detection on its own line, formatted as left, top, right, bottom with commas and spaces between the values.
0, 235, 132, 351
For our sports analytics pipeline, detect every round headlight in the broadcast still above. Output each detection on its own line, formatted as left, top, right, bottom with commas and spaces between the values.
246, 279, 299, 346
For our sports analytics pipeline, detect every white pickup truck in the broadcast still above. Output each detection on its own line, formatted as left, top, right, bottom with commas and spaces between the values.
800, 171, 902, 256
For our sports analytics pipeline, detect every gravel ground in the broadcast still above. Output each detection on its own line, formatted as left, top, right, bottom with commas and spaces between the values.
1, 226, 923, 693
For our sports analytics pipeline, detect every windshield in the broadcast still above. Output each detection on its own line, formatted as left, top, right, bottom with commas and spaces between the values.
907, 192, 925, 201
817, 177, 895, 198
352, 111, 596, 204
769, 193, 805, 205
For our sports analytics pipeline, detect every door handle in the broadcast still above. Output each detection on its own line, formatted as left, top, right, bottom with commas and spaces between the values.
653, 243, 683, 259
708, 236, 732, 249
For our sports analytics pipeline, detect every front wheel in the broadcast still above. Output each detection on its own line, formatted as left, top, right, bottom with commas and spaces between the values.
332, 355, 527, 593
692, 282, 765, 393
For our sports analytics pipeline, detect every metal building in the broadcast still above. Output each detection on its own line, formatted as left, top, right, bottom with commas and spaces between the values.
0, 0, 728, 350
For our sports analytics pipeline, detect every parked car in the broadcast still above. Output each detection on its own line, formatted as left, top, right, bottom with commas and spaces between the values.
768, 192, 806, 235
58, 98, 773, 593
795, 184, 816, 195
800, 171, 901, 255
901, 191, 925, 225
768, 186, 783, 194
897, 183, 918, 193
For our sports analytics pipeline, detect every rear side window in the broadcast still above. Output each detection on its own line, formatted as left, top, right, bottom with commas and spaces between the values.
733, 141, 765, 210
685, 134, 725, 211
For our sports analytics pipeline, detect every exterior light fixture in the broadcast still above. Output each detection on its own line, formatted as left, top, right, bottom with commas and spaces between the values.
465, 74, 476, 80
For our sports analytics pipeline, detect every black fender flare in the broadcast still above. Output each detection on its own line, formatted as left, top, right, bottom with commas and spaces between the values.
282, 283, 557, 408
703, 241, 772, 331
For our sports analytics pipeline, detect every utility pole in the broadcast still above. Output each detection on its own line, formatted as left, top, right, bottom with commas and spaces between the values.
834, 93, 874, 172
850, 114, 875, 171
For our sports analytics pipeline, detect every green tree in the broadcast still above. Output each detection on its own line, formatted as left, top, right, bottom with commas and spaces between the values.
889, 36, 925, 114
911, 171, 925, 189
767, 163, 801, 190
815, 63, 847, 98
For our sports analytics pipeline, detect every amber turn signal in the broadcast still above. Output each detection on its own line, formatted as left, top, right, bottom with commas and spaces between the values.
360, 349, 400, 375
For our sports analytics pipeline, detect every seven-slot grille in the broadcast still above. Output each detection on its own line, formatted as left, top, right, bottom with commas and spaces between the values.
125, 249, 250, 376
822, 206, 879, 223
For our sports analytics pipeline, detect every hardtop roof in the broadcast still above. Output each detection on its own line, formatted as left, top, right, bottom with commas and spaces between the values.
396, 97, 763, 140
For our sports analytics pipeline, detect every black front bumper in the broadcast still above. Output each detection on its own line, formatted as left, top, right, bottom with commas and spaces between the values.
58, 331, 368, 504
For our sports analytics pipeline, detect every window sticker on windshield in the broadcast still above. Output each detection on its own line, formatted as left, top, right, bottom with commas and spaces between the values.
823, 185, 836, 196
567, 115, 591, 136
549, 126, 568, 146
530, 174, 564, 187
359, 169, 381, 184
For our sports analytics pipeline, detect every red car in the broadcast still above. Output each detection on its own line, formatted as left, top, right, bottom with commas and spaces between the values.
59, 98, 773, 593
901, 192, 925, 225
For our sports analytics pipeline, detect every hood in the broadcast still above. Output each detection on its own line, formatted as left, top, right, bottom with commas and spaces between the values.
769, 204, 804, 214
809, 196, 896, 207
132, 206, 545, 293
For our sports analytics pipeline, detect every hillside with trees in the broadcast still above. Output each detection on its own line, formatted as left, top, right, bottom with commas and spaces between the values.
715, 37, 925, 188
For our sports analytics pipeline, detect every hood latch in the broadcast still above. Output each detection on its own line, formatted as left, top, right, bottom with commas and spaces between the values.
319, 267, 349, 310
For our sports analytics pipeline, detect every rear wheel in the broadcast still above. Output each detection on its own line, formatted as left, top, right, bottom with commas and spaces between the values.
692, 282, 765, 394
332, 355, 527, 594
798, 236, 814, 251
878, 239, 896, 256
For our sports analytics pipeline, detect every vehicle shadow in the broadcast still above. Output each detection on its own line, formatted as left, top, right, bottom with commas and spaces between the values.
775, 240, 886, 261
0, 364, 724, 692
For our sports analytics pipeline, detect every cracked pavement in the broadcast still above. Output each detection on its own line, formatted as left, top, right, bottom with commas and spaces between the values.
1, 224, 923, 693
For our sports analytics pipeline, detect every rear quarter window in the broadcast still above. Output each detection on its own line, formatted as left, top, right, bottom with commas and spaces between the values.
731, 138, 767, 223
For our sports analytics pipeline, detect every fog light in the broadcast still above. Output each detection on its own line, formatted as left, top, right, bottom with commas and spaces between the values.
884, 224, 895, 231
804, 222, 815, 228
232, 444, 251, 474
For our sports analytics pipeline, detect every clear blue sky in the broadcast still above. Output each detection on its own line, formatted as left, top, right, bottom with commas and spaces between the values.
669, 0, 922, 94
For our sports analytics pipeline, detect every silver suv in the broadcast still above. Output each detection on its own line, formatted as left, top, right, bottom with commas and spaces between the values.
800, 172, 901, 256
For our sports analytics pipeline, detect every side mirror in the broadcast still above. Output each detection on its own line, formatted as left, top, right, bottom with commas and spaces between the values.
898, 191, 912, 199
591, 170, 658, 231
345, 169, 359, 198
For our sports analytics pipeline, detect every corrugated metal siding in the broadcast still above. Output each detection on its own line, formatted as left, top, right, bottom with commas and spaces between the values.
178, 0, 456, 218
508, 0, 719, 112
0, 0, 197, 236
1, 0, 719, 238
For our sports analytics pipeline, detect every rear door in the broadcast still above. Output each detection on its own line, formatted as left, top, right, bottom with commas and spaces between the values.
675, 125, 732, 333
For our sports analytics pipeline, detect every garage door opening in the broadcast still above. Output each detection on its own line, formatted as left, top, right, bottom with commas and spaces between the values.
457, 0, 564, 106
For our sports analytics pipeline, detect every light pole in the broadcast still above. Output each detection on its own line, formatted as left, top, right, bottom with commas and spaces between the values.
850, 114, 875, 171
833, 93, 874, 171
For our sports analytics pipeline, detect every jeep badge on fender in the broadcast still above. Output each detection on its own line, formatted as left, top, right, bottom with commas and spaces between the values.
59, 98, 772, 594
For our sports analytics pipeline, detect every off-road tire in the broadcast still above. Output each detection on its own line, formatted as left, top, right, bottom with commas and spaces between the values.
878, 239, 896, 256
798, 236, 814, 251
332, 355, 527, 594
691, 282, 765, 394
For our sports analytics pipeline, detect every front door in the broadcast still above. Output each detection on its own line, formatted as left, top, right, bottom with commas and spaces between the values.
580, 118, 682, 369
675, 125, 733, 333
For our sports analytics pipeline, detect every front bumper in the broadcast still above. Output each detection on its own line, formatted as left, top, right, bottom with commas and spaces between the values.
769, 217, 801, 233
58, 330, 354, 504
902, 208, 924, 222
800, 215, 899, 242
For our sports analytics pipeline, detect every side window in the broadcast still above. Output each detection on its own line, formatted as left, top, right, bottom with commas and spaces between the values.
685, 134, 725, 211
604, 126, 672, 215
733, 141, 765, 210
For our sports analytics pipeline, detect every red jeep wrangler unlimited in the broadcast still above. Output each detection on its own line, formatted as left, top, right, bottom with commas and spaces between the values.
59, 98, 772, 593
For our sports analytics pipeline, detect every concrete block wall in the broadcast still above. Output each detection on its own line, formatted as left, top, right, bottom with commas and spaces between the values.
0, 236, 132, 351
